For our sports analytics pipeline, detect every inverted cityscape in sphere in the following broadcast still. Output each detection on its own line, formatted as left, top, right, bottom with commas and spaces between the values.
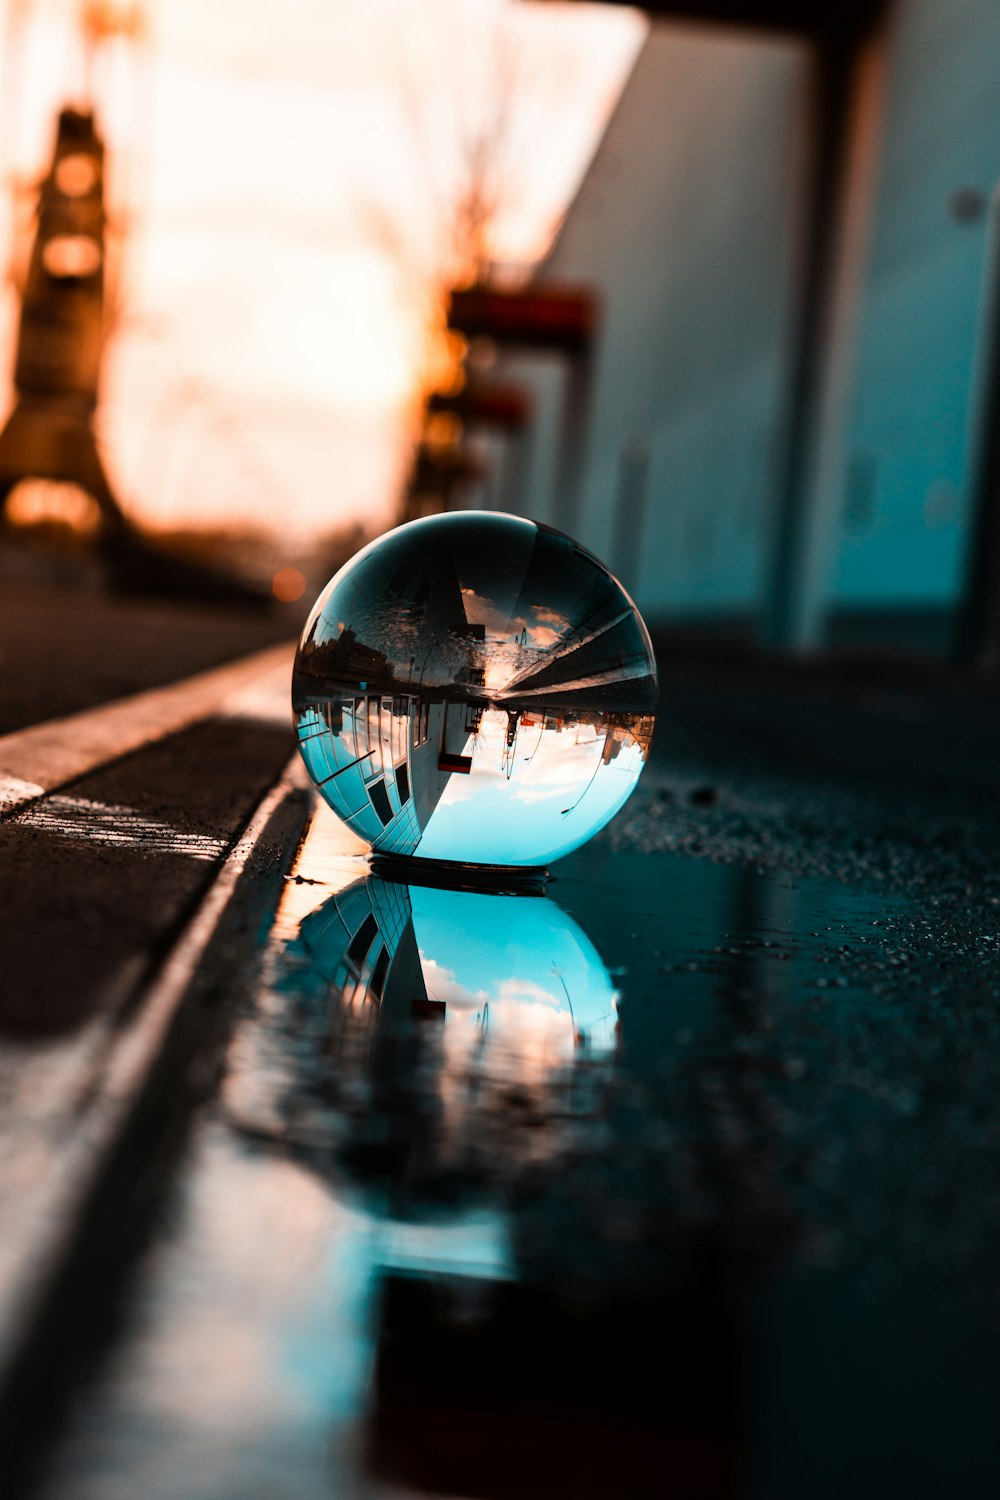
292, 511, 657, 867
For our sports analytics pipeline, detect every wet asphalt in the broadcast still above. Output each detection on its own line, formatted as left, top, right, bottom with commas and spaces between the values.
15, 654, 1000, 1500
0, 715, 296, 1037
0, 581, 299, 736
4, 578, 1000, 1497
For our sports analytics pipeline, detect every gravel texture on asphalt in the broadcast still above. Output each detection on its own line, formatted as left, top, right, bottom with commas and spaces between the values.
12, 648, 1000, 1500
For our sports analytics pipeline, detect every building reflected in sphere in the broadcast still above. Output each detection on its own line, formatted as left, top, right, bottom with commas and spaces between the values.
292, 512, 657, 867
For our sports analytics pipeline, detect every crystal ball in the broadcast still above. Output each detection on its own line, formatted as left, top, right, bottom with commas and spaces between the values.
292, 512, 657, 867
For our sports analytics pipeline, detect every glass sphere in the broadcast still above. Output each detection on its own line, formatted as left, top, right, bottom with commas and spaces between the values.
292, 512, 657, 867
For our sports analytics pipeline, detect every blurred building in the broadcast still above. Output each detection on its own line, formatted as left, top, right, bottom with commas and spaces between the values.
458, 0, 1000, 664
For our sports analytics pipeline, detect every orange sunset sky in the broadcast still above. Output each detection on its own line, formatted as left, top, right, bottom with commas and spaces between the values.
0, 0, 645, 544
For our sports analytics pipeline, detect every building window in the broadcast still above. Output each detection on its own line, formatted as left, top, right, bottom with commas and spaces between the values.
368, 776, 393, 826
352, 697, 366, 761
392, 696, 408, 764
347, 912, 379, 967
370, 945, 390, 1002
366, 696, 383, 775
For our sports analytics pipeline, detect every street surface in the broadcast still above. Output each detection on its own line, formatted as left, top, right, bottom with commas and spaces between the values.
0, 581, 298, 736
1, 584, 999, 1498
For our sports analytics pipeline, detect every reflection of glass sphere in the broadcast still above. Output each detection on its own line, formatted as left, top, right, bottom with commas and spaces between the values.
299, 877, 620, 1059
263, 876, 619, 1205
292, 512, 657, 867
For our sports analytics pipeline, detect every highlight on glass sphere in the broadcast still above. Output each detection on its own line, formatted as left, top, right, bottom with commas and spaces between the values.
292, 511, 657, 868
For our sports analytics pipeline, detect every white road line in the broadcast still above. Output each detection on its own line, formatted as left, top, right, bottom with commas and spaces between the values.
0, 755, 310, 1373
0, 775, 44, 814
0, 641, 294, 819
21, 795, 230, 860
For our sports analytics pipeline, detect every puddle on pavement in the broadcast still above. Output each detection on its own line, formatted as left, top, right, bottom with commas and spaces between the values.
38, 803, 1000, 1500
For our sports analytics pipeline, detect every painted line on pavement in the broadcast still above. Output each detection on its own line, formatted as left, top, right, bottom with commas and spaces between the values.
0, 754, 311, 1378
0, 641, 294, 819
20, 794, 230, 860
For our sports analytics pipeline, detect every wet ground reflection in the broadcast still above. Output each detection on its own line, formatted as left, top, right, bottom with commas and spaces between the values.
230, 876, 620, 1212
34, 801, 1000, 1500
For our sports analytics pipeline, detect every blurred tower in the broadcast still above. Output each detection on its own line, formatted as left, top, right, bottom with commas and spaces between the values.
0, 105, 124, 532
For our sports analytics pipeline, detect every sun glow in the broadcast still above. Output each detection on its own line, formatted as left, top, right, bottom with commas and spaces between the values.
5, 479, 102, 535
0, 1, 646, 538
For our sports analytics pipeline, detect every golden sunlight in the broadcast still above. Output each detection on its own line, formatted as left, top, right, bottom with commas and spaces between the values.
5, 478, 102, 535
0, 0, 646, 541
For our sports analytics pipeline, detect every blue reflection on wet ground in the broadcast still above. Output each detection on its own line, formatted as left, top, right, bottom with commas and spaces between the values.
36, 798, 1000, 1500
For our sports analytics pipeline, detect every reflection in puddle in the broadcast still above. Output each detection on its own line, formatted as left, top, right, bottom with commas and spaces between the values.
40, 801, 1000, 1500
214, 851, 786, 1498
227, 875, 621, 1209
